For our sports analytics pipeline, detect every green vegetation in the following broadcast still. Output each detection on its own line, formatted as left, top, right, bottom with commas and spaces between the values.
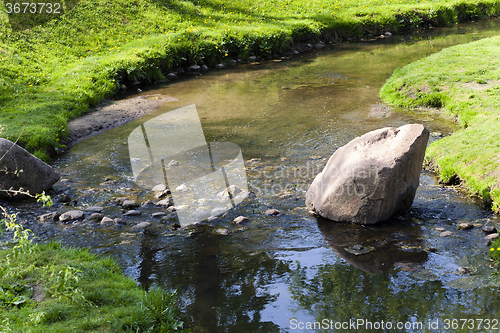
0, 193, 184, 332
380, 35, 500, 212
2, 0, 500, 159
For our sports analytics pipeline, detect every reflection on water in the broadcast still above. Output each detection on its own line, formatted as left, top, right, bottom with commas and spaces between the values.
11, 19, 500, 332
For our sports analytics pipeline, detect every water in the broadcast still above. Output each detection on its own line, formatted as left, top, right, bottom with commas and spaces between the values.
7, 19, 500, 332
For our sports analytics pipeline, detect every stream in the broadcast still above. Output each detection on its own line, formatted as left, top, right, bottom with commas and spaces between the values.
6, 19, 500, 332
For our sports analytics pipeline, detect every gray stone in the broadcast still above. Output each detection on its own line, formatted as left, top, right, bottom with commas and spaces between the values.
215, 228, 231, 235
85, 206, 104, 212
122, 200, 139, 209
0, 138, 60, 198
114, 218, 126, 226
265, 209, 280, 216
482, 226, 497, 234
306, 124, 429, 224
152, 184, 167, 192
439, 231, 453, 237
160, 213, 177, 223
217, 185, 242, 200
100, 216, 114, 226
457, 222, 473, 230
59, 210, 84, 223
132, 222, 151, 230
152, 212, 166, 218
233, 216, 250, 224
486, 233, 499, 241
156, 197, 173, 208
89, 213, 103, 221
37, 212, 60, 223
122, 210, 141, 216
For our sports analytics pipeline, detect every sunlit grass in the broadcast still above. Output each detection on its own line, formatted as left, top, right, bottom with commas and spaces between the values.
380, 35, 500, 211
1, 0, 500, 158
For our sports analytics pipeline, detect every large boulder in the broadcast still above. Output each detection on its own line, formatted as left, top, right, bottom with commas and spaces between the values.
0, 138, 60, 198
306, 124, 429, 224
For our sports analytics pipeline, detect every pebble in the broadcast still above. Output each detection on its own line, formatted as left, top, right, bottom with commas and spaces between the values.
457, 267, 471, 275
89, 213, 104, 221
141, 200, 155, 207
167, 206, 177, 213
85, 206, 104, 212
265, 209, 280, 216
485, 233, 499, 241
168, 160, 180, 167
59, 210, 84, 223
132, 222, 151, 230
114, 218, 126, 226
434, 227, 446, 232
160, 213, 177, 223
175, 184, 190, 192
122, 200, 139, 209
152, 212, 166, 218
38, 212, 60, 223
457, 222, 473, 230
215, 228, 231, 235
439, 231, 453, 237
233, 216, 250, 224
100, 217, 114, 226
482, 226, 497, 234
122, 210, 141, 216
156, 198, 173, 207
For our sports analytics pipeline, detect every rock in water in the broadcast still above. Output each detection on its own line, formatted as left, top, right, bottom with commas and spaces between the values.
0, 138, 60, 198
306, 124, 429, 224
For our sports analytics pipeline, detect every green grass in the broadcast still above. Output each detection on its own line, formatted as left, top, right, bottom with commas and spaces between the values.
380, 35, 500, 211
0, 241, 184, 332
2, 0, 500, 159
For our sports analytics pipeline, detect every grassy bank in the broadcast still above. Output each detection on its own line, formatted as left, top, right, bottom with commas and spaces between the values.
0, 240, 183, 332
2, 0, 500, 159
380, 35, 500, 212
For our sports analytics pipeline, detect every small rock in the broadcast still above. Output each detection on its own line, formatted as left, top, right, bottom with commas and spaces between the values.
485, 233, 499, 241
265, 209, 280, 216
38, 212, 60, 223
156, 197, 173, 208
189, 65, 201, 72
167, 206, 177, 213
473, 223, 483, 228
175, 184, 190, 192
314, 43, 325, 49
215, 63, 227, 69
119, 84, 127, 90
384, 31, 393, 37
113, 197, 128, 205
122, 210, 141, 216
248, 56, 257, 62
152, 184, 167, 192
141, 200, 155, 207
439, 231, 453, 237
457, 222, 473, 230
207, 216, 218, 221
215, 228, 231, 235
217, 185, 242, 200
89, 213, 104, 221
154, 190, 170, 198
457, 267, 471, 275
168, 160, 180, 167
100, 216, 114, 226
201, 65, 208, 71
85, 206, 104, 212
152, 212, 166, 218
434, 227, 446, 232
482, 226, 497, 234
132, 222, 151, 230
233, 216, 250, 224
166, 72, 177, 79
59, 210, 84, 223
122, 200, 139, 209
114, 218, 126, 226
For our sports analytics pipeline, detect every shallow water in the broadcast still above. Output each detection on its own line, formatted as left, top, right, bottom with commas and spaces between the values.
7, 19, 500, 332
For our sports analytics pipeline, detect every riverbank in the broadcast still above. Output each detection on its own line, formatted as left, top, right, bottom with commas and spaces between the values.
3, 0, 500, 160
0, 240, 183, 332
380, 35, 500, 212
